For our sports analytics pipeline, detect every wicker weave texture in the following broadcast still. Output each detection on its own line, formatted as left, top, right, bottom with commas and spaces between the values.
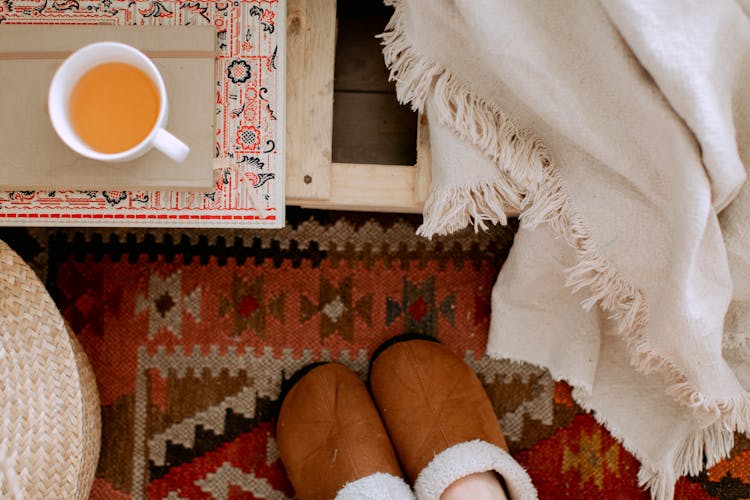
0, 240, 100, 499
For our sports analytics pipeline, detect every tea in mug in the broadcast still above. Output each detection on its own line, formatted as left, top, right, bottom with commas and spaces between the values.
68, 62, 159, 154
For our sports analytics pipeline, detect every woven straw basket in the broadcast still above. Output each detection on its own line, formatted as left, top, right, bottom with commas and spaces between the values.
0, 240, 100, 499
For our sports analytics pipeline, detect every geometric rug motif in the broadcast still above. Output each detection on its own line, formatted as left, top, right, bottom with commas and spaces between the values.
2, 208, 749, 499
47, 211, 515, 499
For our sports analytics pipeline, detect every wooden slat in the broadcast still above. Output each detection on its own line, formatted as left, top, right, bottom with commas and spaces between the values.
285, 0, 337, 201
292, 117, 432, 213
287, 162, 423, 213
414, 113, 432, 204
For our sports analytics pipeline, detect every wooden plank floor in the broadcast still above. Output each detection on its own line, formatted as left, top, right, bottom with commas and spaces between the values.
332, 0, 417, 166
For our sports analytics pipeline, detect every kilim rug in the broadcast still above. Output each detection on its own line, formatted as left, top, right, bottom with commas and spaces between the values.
2, 208, 750, 499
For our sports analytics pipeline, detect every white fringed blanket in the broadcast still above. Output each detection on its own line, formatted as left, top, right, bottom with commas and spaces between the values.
381, 1, 750, 498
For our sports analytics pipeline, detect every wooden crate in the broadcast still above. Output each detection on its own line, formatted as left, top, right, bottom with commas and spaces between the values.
285, 0, 430, 213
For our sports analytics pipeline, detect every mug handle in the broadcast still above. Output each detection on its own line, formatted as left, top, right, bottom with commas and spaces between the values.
153, 128, 190, 163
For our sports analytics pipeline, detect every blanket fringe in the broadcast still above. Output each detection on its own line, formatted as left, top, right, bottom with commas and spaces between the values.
416, 179, 522, 237
573, 385, 748, 500
381, 1, 750, 497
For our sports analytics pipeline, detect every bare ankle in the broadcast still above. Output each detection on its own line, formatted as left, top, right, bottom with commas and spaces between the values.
439, 471, 508, 500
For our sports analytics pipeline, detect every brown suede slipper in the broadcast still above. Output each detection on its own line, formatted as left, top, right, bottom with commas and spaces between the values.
276, 363, 414, 500
369, 337, 537, 500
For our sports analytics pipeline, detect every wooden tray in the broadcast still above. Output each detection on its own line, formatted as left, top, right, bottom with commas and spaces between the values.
0, 26, 215, 192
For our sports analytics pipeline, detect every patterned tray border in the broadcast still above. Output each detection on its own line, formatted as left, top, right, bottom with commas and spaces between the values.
0, 0, 285, 228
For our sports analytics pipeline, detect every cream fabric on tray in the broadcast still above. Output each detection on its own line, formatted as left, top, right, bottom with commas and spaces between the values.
381, 1, 750, 498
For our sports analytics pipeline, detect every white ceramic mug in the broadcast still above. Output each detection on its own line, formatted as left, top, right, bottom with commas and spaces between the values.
48, 41, 189, 163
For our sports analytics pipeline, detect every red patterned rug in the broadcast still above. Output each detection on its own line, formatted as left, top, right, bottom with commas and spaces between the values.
3, 208, 750, 499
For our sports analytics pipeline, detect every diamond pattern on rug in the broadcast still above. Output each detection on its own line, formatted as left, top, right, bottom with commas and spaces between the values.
136, 271, 202, 340
218, 274, 286, 338
300, 275, 373, 341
